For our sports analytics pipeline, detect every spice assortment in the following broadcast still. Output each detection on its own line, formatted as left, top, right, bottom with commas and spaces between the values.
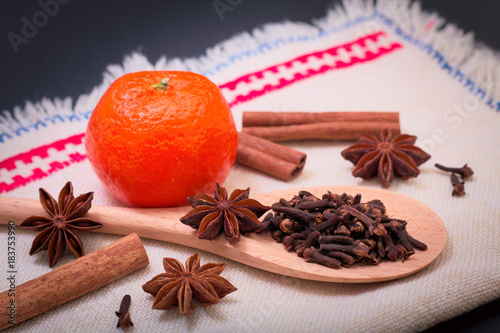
1, 108, 451, 326
259, 190, 427, 269
0, 181, 447, 328
142, 253, 237, 315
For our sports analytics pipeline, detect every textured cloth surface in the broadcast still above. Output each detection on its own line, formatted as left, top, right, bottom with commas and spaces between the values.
1, 1, 499, 332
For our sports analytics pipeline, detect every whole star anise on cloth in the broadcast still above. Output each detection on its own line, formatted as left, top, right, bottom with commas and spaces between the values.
180, 183, 270, 242
341, 129, 431, 187
21, 182, 103, 267
142, 253, 237, 315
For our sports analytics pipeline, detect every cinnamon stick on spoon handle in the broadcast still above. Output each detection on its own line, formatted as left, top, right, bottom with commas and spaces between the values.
0, 233, 149, 330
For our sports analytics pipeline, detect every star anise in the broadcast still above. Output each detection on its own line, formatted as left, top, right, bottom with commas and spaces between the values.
20, 181, 103, 267
341, 129, 431, 187
142, 253, 237, 315
180, 183, 270, 242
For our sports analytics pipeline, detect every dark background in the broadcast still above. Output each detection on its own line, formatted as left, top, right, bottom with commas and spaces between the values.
1, 1, 499, 332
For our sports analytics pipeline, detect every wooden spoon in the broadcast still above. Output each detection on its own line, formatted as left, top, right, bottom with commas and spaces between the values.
0, 186, 446, 283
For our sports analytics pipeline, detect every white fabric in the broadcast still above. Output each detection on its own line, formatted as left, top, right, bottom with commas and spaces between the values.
1, 1, 499, 332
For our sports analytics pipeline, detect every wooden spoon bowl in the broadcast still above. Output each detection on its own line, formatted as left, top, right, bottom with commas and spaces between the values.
0, 186, 446, 283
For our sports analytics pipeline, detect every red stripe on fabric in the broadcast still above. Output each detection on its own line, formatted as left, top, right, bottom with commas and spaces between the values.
0, 153, 87, 193
220, 31, 402, 107
0, 134, 86, 193
0, 133, 85, 171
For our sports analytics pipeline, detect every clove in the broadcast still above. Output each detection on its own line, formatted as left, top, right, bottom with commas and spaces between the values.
290, 231, 308, 240
355, 204, 383, 220
279, 218, 294, 233
295, 230, 320, 257
388, 221, 415, 253
272, 230, 284, 242
451, 173, 465, 196
295, 199, 337, 211
326, 251, 356, 267
395, 244, 412, 263
435, 163, 474, 177
381, 233, 399, 261
341, 206, 386, 236
303, 247, 341, 269
351, 193, 362, 205
282, 236, 298, 251
365, 199, 386, 214
319, 235, 355, 245
298, 190, 321, 201
313, 212, 346, 233
350, 221, 365, 234
363, 251, 381, 265
406, 233, 428, 251
271, 204, 317, 224
279, 197, 293, 207
376, 235, 386, 258
361, 238, 377, 251
320, 241, 370, 258
256, 212, 273, 233
333, 224, 351, 236
115, 294, 133, 329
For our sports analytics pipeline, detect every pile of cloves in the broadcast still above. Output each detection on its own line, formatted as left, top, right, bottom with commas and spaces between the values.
435, 163, 474, 196
257, 191, 427, 269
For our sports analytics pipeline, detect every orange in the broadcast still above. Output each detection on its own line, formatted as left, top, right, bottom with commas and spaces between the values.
85, 71, 238, 207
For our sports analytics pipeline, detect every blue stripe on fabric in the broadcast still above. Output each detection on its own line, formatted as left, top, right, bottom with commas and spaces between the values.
0, 111, 92, 144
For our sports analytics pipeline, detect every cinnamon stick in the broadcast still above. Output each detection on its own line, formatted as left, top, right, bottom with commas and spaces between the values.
0, 233, 149, 330
236, 132, 306, 181
242, 121, 401, 142
243, 111, 400, 127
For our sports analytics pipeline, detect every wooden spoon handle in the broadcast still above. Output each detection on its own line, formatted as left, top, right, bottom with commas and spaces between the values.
0, 195, 299, 280
0, 196, 274, 275
0, 196, 195, 244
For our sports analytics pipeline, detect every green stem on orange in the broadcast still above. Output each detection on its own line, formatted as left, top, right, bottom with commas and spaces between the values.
150, 78, 170, 90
